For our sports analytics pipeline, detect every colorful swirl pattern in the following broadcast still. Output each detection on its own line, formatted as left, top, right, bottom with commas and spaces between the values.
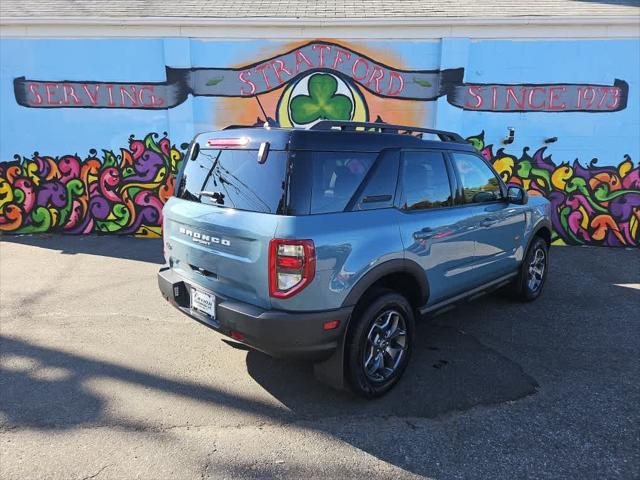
467, 132, 640, 247
0, 133, 183, 237
1, 131, 638, 247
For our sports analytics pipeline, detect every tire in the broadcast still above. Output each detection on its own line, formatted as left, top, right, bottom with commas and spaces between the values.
345, 289, 415, 398
512, 236, 549, 301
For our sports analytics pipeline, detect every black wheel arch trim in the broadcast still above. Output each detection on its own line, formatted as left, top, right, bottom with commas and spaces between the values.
527, 220, 553, 253
340, 258, 429, 309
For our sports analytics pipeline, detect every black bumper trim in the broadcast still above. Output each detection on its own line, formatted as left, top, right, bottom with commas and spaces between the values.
158, 267, 352, 361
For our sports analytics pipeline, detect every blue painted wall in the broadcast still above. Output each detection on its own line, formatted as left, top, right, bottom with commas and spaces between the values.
0, 37, 638, 246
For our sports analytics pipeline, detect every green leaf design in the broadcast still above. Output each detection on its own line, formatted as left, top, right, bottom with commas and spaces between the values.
290, 74, 353, 124
102, 150, 117, 169
96, 203, 130, 232
59, 179, 84, 225
16, 207, 51, 234
517, 160, 532, 178
128, 186, 142, 198
206, 76, 224, 86
144, 133, 162, 154
13, 188, 25, 204
468, 137, 483, 151
530, 167, 551, 190
122, 166, 136, 178
413, 77, 432, 88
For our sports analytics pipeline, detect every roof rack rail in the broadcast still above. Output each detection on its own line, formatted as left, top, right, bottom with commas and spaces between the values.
309, 120, 465, 143
223, 124, 258, 130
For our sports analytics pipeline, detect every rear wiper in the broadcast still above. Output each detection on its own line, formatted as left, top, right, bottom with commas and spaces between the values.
198, 190, 225, 205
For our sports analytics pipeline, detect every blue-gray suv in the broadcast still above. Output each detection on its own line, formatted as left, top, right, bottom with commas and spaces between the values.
158, 121, 552, 398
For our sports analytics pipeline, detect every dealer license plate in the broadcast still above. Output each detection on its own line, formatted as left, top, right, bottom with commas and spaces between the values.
191, 288, 216, 318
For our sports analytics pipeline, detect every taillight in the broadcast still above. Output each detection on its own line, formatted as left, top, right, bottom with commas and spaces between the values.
269, 239, 315, 299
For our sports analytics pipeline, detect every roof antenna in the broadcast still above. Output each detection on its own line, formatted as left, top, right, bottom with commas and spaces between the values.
254, 94, 271, 129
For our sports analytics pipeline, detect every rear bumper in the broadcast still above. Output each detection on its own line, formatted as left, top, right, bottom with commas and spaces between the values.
158, 267, 352, 361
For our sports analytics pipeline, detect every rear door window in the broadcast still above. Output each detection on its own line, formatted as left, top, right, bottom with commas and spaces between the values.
288, 151, 376, 214
400, 151, 453, 210
178, 148, 288, 214
351, 150, 400, 211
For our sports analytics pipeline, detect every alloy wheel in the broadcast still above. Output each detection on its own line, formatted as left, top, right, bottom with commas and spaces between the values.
527, 247, 546, 292
363, 309, 408, 382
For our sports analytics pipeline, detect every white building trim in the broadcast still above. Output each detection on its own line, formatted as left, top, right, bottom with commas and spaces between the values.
1, 15, 639, 39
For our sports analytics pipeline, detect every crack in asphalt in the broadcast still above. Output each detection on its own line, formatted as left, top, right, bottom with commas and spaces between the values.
79, 464, 110, 480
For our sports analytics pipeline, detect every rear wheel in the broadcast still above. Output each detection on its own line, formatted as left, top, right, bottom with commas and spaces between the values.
512, 236, 549, 301
346, 290, 415, 398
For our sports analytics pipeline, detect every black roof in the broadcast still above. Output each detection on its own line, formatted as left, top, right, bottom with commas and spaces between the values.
196, 122, 475, 153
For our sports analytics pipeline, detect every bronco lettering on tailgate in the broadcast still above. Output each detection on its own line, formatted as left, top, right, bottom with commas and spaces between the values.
179, 227, 231, 247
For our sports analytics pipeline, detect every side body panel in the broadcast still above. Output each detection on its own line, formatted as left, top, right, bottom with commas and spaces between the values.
445, 148, 529, 282
272, 208, 405, 311
396, 148, 481, 304
460, 201, 528, 278
399, 206, 481, 304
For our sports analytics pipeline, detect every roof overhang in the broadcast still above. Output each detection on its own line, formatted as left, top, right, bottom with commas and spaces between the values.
1, 15, 639, 39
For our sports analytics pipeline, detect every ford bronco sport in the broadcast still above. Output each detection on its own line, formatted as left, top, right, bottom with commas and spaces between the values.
158, 121, 552, 398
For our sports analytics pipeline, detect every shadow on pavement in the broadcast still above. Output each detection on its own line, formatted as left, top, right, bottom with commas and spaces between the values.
0, 335, 284, 430
1, 245, 638, 478
0, 234, 163, 264
0, 321, 538, 477
245, 319, 538, 419
4, 325, 533, 430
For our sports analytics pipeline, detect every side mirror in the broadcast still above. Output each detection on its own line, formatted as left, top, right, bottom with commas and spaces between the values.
507, 186, 528, 205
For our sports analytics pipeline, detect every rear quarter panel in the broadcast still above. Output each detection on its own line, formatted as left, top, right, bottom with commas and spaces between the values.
272, 209, 404, 311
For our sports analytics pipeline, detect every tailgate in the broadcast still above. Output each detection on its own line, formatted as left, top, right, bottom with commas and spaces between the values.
163, 197, 279, 309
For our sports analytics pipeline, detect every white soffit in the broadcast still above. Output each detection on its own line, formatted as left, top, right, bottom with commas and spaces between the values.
1, 16, 639, 39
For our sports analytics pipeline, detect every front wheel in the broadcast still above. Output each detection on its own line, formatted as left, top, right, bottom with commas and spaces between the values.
512, 236, 549, 301
346, 290, 415, 398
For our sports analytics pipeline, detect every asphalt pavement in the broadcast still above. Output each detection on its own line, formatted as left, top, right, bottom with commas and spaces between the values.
0, 235, 638, 479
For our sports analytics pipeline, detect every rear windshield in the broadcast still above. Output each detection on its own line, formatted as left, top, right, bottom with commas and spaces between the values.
176, 146, 387, 215
178, 148, 287, 214
287, 151, 377, 215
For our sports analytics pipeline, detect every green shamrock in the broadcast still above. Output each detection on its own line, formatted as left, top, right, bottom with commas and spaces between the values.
290, 74, 353, 124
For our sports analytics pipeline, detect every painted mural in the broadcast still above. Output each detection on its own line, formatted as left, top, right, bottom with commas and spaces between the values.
1, 128, 637, 246
1, 38, 638, 246
0, 134, 183, 237
467, 133, 639, 247
13, 41, 628, 113
13, 41, 454, 109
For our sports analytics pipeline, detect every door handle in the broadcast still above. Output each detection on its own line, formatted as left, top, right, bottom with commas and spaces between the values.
479, 217, 498, 227
362, 194, 392, 204
414, 228, 435, 240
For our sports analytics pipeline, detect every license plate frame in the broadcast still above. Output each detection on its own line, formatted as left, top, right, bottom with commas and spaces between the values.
191, 287, 216, 318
